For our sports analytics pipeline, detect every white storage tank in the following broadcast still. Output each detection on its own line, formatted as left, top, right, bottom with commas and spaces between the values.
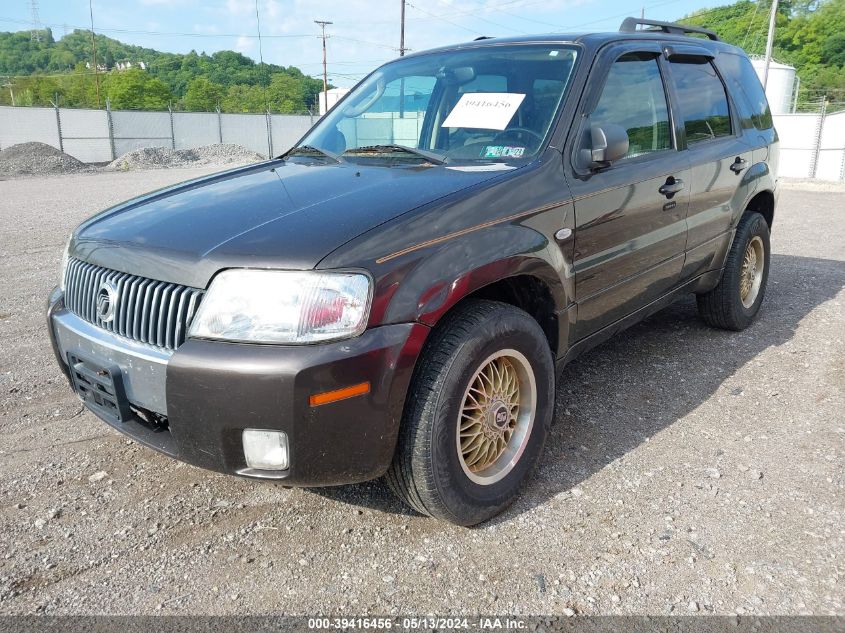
750, 56, 796, 114
319, 88, 350, 115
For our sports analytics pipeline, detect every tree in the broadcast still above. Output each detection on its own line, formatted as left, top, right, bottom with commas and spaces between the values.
267, 73, 306, 113
183, 76, 225, 111
221, 84, 266, 112
104, 69, 172, 110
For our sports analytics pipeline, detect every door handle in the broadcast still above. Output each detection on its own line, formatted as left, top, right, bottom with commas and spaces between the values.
730, 157, 748, 173
658, 177, 684, 197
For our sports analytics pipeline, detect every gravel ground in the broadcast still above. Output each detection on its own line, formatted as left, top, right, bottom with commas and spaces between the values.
0, 143, 88, 177
106, 144, 263, 171
0, 169, 843, 616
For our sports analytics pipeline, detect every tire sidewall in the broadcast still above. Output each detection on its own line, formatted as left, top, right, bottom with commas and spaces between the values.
428, 309, 554, 525
730, 213, 771, 325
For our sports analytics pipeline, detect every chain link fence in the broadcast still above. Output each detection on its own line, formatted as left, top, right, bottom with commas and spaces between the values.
1, 103, 843, 180
0, 104, 316, 163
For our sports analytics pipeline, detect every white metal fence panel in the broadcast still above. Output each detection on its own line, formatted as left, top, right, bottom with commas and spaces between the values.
111, 110, 172, 156
58, 108, 111, 163
773, 113, 820, 178
0, 106, 60, 150
173, 112, 220, 149
270, 114, 312, 155
816, 111, 845, 182
221, 113, 269, 156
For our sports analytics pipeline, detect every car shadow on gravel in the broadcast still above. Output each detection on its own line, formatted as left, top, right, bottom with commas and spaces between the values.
308, 254, 845, 525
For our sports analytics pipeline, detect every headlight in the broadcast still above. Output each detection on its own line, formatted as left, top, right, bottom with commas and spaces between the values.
188, 269, 372, 344
59, 236, 71, 292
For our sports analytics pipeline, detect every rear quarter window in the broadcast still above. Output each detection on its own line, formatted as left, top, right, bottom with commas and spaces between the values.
715, 52, 774, 131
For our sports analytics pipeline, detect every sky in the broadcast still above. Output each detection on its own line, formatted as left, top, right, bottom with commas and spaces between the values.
2, 0, 731, 86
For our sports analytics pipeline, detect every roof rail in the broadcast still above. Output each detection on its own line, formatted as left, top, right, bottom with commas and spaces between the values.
619, 17, 720, 41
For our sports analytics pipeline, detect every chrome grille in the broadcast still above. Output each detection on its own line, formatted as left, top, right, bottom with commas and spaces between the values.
64, 258, 204, 351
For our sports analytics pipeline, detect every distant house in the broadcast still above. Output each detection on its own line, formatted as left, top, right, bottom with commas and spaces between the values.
112, 60, 148, 72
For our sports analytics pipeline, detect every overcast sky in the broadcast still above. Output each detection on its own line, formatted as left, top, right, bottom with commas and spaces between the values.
3, 0, 727, 86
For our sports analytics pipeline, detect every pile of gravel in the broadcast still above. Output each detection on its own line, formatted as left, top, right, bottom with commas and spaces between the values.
107, 144, 263, 171
0, 142, 86, 177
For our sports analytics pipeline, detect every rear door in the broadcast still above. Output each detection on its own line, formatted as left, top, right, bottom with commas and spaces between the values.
663, 48, 753, 280
567, 43, 690, 340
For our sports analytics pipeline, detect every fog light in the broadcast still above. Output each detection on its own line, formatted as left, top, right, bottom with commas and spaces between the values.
242, 429, 289, 470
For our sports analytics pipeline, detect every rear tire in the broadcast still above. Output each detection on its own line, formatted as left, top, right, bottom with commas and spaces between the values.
385, 300, 554, 526
697, 212, 770, 331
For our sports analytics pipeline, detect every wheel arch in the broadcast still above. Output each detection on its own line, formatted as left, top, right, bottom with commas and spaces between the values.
375, 225, 572, 358
744, 189, 775, 229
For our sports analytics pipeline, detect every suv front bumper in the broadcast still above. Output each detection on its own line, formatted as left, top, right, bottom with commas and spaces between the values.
47, 288, 428, 486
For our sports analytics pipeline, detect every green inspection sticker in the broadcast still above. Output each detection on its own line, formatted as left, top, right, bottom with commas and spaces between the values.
482, 145, 525, 158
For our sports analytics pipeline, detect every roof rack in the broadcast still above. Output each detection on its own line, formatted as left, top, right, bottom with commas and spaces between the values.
619, 17, 720, 41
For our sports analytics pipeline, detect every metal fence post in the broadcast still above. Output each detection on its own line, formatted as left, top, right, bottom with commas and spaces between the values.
168, 104, 176, 150
266, 109, 273, 159
105, 97, 116, 161
51, 96, 64, 153
216, 106, 223, 144
809, 96, 826, 179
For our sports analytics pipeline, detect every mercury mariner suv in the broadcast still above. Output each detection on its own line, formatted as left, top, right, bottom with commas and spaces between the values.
47, 19, 778, 525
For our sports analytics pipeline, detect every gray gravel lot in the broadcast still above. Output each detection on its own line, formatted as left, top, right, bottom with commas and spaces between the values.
0, 169, 843, 616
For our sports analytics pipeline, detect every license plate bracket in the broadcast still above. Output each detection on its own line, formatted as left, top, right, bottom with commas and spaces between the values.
67, 352, 131, 424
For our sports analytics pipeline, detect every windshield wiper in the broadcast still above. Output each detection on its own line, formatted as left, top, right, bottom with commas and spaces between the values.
282, 145, 341, 163
342, 144, 447, 165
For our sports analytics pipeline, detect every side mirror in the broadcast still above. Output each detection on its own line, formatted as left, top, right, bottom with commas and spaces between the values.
579, 123, 629, 170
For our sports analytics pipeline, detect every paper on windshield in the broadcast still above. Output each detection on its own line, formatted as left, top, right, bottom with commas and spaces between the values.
441, 93, 526, 130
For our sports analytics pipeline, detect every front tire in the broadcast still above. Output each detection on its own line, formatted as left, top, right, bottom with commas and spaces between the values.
697, 212, 770, 331
385, 300, 554, 526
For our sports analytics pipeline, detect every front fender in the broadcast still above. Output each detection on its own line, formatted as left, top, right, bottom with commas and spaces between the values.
380, 224, 569, 327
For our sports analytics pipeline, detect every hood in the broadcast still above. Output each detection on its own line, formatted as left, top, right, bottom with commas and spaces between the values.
73, 159, 517, 289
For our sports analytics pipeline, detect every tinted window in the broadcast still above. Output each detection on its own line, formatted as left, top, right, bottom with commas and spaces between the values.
592, 53, 672, 160
717, 53, 774, 130
670, 59, 732, 143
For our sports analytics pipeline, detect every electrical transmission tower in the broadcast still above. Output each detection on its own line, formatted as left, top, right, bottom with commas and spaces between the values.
29, 0, 42, 42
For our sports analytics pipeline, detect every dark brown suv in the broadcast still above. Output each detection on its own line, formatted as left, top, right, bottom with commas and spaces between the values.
47, 18, 778, 525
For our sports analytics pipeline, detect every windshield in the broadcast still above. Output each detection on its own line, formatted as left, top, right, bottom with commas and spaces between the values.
299, 44, 579, 163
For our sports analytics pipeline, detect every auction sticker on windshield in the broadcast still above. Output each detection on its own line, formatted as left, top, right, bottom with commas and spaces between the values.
441, 93, 526, 130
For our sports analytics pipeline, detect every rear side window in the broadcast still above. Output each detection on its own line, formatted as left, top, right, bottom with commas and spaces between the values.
716, 53, 774, 130
591, 53, 672, 160
669, 59, 732, 143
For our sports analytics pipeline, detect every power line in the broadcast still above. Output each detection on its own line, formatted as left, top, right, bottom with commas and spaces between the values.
405, 2, 484, 36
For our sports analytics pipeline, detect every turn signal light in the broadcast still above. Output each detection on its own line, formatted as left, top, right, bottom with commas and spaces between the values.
309, 382, 370, 407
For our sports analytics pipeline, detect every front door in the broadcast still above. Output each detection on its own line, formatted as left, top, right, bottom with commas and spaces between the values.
567, 45, 690, 340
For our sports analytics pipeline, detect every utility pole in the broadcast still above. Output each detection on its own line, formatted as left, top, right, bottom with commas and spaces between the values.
3, 78, 15, 106
400, 0, 406, 56
762, 0, 779, 89
315, 20, 332, 114
89, 0, 101, 108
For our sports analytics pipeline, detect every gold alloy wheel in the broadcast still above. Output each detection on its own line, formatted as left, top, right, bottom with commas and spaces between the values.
740, 235, 765, 309
456, 349, 537, 486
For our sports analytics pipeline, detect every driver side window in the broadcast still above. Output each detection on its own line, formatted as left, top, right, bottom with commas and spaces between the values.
592, 53, 672, 161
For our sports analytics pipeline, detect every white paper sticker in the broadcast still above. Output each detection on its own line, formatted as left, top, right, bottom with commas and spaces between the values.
441, 92, 526, 131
